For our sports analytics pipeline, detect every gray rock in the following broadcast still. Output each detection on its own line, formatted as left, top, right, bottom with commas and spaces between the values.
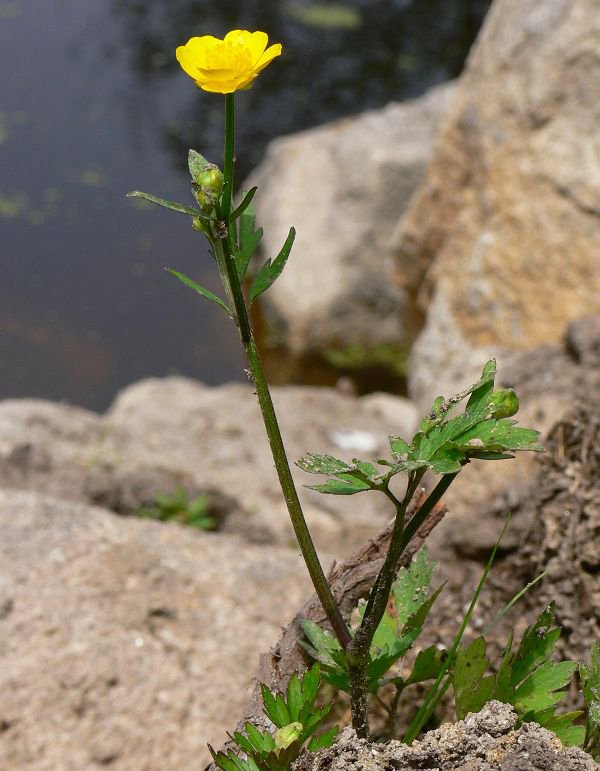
246, 83, 455, 372
293, 702, 597, 771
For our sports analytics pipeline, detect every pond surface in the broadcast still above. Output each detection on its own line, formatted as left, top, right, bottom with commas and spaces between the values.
0, 0, 491, 411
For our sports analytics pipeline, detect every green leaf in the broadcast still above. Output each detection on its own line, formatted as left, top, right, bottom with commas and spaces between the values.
127, 190, 210, 219
261, 684, 290, 728
286, 673, 303, 722
453, 637, 495, 720
308, 477, 372, 495
392, 547, 436, 628
249, 227, 296, 304
511, 604, 560, 686
514, 660, 578, 714
188, 149, 210, 180
165, 268, 231, 315
452, 419, 544, 454
296, 454, 352, 475
533, 709, 585, 747
307, 726, 339, 752
235, 196, 263, 280
389, 435, 412, 458
405, 646, 446, 685
366, 629, 421, 689
231, 187, 257, 222
580, 641, 600, 753
300, 621, 343, 665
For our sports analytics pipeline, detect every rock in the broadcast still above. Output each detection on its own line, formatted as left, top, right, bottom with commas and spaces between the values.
0, 490, 312, 771
423, 315, 600, 565
392, 0, 600, 405
293, 702, 597, 771
246, 83, 455, 379
0, 379, 418, 557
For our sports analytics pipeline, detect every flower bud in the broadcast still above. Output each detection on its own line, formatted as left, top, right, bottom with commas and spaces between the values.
191, 216, 207, 233
192, 163, 224, 212
488, 388, 519, 419
274, 722, 303, 752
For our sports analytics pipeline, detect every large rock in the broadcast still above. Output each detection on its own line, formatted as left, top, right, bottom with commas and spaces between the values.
0, 490, 312, 771
0, 379, 417, 556
246, 83, 455, 378
393, 0, 600, 407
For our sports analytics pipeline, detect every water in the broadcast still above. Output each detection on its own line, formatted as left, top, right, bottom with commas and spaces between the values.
0, 0, 491, 411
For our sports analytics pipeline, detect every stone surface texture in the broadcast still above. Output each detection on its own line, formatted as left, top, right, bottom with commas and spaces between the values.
294, 702, 597, 771
0, 379, 417, 557
391, 0, 600, 406
246, 83, 454, 362
0, 490, 312, 771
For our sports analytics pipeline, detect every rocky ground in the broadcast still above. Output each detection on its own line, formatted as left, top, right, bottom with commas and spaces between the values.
1, 316, 598, 770
294, 703, 597, 771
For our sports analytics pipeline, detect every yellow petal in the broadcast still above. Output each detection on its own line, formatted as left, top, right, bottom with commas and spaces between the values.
176, 46, 202, 79
253, 43, 282, 72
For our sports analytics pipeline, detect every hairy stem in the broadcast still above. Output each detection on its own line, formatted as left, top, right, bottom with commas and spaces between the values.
214, 93, 351, 650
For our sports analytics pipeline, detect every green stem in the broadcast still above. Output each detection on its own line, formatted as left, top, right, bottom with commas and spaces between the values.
213, 93, 351, 650
222, 93, 235, 220
346, 471, 458, 737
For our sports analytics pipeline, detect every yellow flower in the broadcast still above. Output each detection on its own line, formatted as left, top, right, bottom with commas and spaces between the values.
176, 30, 282, 94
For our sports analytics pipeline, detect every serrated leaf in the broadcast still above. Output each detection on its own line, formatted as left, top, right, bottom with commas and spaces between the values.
165, 268, 231, 315
296, 453, 352, 475
299, 620, 343, 669
249, 227, 295, 304
453, 419, 544, 454
514, 660, 577, 713
402, 583, 445, 634
127, 190, 210, 219
453, 637, 495, 719
405, 645, 446, 685
308, 726, 339, 752
511, 604, 560, 686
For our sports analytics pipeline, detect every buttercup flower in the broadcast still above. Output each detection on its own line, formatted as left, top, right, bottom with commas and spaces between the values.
176, 30, 282, 94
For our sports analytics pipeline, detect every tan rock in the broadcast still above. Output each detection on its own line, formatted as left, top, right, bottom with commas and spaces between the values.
246, 83, 455, 369
393, 0, 600, 407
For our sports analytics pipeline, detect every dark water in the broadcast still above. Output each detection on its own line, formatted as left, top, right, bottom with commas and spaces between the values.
0, 0, 491, 411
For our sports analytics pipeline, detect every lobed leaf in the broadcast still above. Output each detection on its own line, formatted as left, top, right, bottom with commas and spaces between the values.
453, 637, 495, 720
